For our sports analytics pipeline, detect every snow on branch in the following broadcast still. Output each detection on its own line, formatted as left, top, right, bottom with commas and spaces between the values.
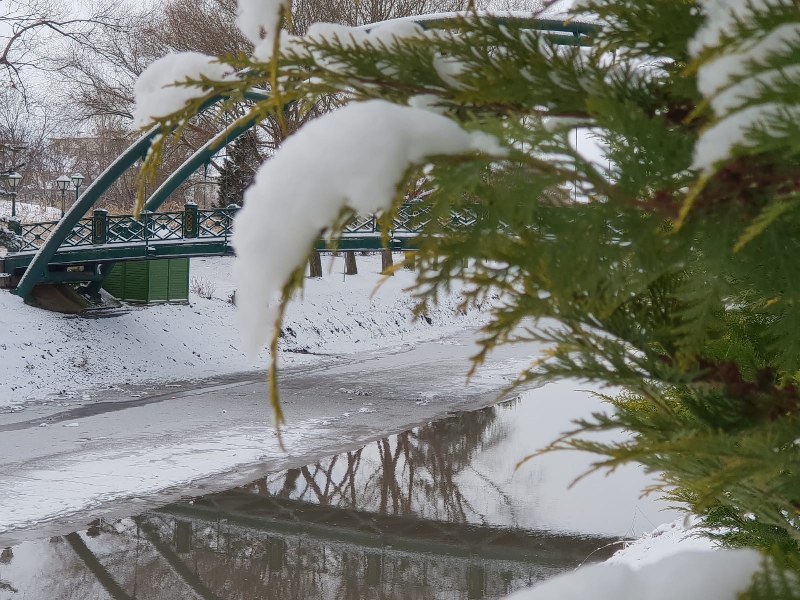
132, 52, 236, 128
691, 0, 800, 171
231, 99, 506, 354
236, 0, 287, 61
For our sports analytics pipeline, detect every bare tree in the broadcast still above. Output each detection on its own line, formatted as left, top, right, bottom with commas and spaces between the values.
0, 87, 60, 208
1, 0, 122, 98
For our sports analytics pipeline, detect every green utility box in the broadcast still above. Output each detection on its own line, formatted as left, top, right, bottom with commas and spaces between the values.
103, 258, 190, 303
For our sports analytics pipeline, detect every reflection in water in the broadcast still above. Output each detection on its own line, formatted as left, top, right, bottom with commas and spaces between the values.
252, 401, 504, 523
0, 402, 620, 600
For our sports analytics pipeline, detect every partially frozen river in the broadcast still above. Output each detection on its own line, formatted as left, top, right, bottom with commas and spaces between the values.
0, 329, 680, 598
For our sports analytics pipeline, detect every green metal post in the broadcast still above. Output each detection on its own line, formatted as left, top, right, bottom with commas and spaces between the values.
141, 210, 151, 251
183, 202, 199, 238
225, 204, 238, 246
92, 209, 109, 245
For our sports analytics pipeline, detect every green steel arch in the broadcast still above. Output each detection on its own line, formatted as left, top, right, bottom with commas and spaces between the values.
12, 89, 269, 299
12, 14, 595, 299
143, 14, 594, 215
143, 100, 267, 214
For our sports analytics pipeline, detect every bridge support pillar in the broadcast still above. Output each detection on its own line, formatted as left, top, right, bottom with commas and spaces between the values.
344, 251, 357, 275
309, 253, 322, 278
381, 250, 394, 275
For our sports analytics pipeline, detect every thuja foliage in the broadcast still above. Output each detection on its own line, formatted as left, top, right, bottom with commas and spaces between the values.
141, 0, 800, 592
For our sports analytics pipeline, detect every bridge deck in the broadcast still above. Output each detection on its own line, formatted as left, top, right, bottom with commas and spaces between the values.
1, 234, 418, 275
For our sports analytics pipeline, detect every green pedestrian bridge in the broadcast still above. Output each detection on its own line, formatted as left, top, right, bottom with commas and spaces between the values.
1, 202, 450, 291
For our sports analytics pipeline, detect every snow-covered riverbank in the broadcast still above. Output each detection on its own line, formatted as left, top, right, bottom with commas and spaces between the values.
1, 254, 489, 407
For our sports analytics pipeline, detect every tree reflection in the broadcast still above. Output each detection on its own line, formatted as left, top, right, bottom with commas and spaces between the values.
243, 402, 506, 523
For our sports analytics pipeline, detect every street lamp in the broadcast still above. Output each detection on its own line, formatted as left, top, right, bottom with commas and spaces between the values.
56, 175, 71, 218
7, 171, 21, 218
71, 173, 84, 209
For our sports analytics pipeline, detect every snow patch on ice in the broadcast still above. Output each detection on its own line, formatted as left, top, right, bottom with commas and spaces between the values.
0, 421, 318, 536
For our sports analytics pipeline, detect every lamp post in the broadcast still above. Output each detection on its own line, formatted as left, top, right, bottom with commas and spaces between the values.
7, 171, 21, 217
71, 173, 84, 209
56, 175, 71, 218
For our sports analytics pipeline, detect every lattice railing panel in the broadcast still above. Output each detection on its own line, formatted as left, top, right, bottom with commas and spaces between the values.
392, 203, 429, 234
64, 219, 94, 247
18, 221, 58, 251
146, 212, 183, 241
443, 208, 478, 230
107, 216, 146, 244
343, 214, 376, 234
198, 208, 236, 238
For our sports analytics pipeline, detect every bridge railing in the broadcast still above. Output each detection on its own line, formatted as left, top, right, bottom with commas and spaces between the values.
338, 203, 479, 236
15, 218, 95, 252
11, 204, 239, 253
9, 202, 480, 255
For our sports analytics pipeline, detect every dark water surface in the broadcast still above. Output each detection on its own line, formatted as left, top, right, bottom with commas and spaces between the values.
0, 398, 668, 599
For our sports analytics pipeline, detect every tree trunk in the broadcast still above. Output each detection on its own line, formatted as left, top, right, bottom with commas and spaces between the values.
309, 253, 322, 278
345, 251, 358, 275
382, 250, 394, 275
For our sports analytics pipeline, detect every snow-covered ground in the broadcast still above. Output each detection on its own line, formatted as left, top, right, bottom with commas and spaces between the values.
0, 199, 61, 223
507, 547, 759, 600
1, 254, 488, 406
609, 517, 716, 568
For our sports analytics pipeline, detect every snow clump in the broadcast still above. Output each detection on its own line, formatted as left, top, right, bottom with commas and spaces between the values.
232, 99, 506, 355
236, 0, 287, 61
504, 549, 761, 600
133, 53, 235, 128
